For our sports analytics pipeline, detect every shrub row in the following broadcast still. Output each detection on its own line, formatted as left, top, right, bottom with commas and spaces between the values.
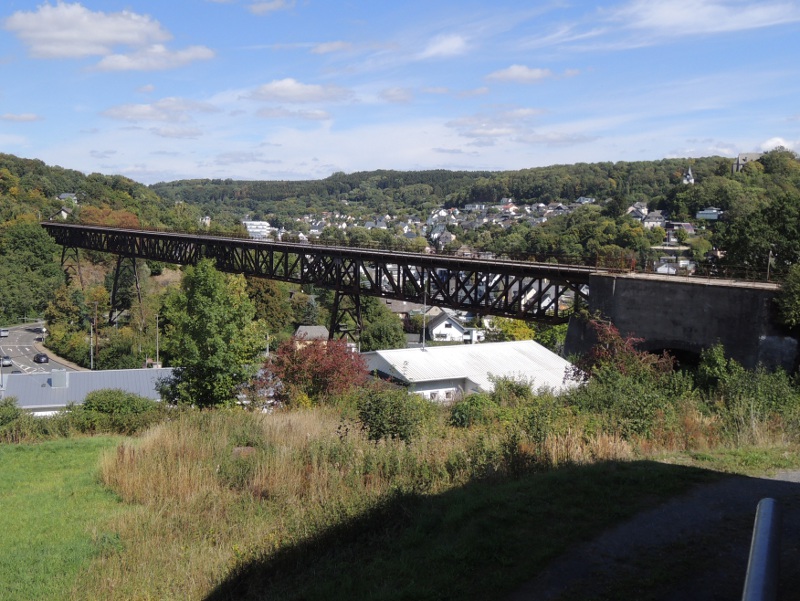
0, 389, 168, 443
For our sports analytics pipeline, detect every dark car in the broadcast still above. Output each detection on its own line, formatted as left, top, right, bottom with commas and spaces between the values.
33, 353, 49, 364
1, 356, 11, 367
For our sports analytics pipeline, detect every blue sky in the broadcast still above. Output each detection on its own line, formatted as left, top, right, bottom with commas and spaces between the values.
1, 1, 799, 185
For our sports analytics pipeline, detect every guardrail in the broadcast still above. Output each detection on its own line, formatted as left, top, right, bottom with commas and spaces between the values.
741, 498, 782, 601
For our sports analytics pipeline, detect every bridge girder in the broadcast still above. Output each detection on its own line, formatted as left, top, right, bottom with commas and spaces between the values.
41, 223, 595, 324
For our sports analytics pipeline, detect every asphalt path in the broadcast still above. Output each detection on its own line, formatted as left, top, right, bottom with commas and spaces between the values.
0, 324, 78, 375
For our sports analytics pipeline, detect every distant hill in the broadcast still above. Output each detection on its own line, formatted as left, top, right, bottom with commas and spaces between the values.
149, 157, 731, 224
0, 152, 168, 226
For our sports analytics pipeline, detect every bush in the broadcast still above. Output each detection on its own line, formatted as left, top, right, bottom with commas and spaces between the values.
714, 365, 800, 443
83, 389, 159, 415
450, 393, 497, 428
70, 389, 166, 435
525, 392, 564, 444
357, 385, 432, 442
0, 396, 23, 427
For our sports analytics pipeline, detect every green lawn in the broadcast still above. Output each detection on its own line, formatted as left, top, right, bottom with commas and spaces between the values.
0, 437, 124, 601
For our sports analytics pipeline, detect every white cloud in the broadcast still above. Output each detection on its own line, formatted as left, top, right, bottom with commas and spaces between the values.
249, 0, 295, 15
4, 2, 171, 58
214, 151, 281, 166
257, 107, 331, 120
151, 127, 204, 139
96, 45, 214, 71
138, 84, 156, 94
312, 41, 352, 54
446, 106, 546, 145
90, 150, 118, 159
1, 113, 41, 122
458, 87, 490, 97
418, 34, 469, 59
761, 136, 796, 151
380, 87, 414, 103
422, 86, 450, 95
3, 2, 213, 71
103, 97, 219, 122
249, 78, 351, 103
486, 65, 553, 83
515, 131, 597, 147
609, 0, 800, 36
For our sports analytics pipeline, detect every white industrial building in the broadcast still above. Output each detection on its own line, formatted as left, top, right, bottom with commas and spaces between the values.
0, 368, 173, 413
362, 340, 577, 402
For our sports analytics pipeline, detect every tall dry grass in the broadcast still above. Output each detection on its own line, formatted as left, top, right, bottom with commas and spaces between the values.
74, 386, 791, 600
77, 404, 643, 600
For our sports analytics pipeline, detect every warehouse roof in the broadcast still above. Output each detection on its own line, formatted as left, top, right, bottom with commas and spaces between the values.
362, 340, 577, 394
0, 368, 174, 411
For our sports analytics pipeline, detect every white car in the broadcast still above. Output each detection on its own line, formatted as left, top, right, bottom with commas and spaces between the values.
0, 329, 8, 337
1, 356, 11, 367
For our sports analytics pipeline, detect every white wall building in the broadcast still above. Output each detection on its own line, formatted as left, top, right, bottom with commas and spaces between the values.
362, 340, 578, 402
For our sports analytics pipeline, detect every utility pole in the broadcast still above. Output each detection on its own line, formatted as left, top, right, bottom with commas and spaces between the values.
94, 302, 99, 361
156, 312, 160, 367
421, 269, 427, 351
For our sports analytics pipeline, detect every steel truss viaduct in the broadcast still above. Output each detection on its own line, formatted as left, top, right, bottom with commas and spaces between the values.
42, 223, 601, 342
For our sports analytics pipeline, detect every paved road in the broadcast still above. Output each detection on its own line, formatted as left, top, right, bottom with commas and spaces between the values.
0, 324, 76, 375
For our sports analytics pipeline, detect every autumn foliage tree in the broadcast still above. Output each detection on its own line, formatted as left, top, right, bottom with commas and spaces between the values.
569, 319, 674, 383
265, 337, 368, 405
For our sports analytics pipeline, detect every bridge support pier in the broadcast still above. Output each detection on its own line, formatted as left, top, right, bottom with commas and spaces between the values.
108, 255, 144, 326
327, 257, 363, 347
59, 246, 85, 290
329, 288, 362, 347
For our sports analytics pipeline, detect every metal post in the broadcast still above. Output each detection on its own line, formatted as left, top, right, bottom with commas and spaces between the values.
156, 312, 160, 366
422, 268, 427, 351
742, 498, 782, 601
94, 302, 99, 363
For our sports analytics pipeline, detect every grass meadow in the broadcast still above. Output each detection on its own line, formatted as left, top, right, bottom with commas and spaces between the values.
2, 406, 797, 600
0, 437, 125, 601
4, 334, 800, 599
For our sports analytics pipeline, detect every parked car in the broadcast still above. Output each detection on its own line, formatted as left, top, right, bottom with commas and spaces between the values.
33, 353, 49, 364
1, 356, 11, 367
0, 329, 8, 337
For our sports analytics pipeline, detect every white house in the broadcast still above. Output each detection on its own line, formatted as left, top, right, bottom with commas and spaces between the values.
362, 340, 578, 402
425, 312, 467, 343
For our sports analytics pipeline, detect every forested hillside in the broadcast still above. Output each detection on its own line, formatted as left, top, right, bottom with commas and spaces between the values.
150, 158, 730, 224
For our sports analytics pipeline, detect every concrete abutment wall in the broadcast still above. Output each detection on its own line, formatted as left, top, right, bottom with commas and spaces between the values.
564, 273, 798, 371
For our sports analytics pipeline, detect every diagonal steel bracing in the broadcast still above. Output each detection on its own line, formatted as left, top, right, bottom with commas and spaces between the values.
41, 223, 598, 334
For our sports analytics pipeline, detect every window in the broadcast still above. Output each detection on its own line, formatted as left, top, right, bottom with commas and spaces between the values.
444, 323, 452, 328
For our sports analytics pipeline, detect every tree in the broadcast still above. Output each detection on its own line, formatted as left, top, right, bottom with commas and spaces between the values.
159, 260, 267, 407
484, 317, 537, 342
776, 263, 800, 328
360, 315, 406, 351
246, 277, 294, 333
266, 337, 368, 405
359, 296, 406, 351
